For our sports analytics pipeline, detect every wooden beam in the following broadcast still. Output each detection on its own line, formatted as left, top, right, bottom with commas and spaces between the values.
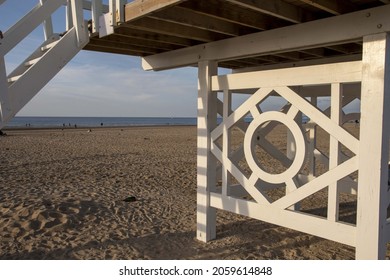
124, 0, 187, 21
197, 60, 218, 242
210, 193, 356, 247
178, 0, 288, 30
212, 61, 362, 91
88, 37, 164, 54
83, 44, 147, 56
232, 54, 362, 73
299, 0, 357, 15
148, 6, 255, 36
125, 17, 228, 42
326, 43, 362, 54
272, 51, 301, 61
105, 33, 181, 51
0, 57, 11, 125
299, 48, 325, 58
356, 33, 390, 260
115, 25, 199, 47
327, 83, 342, 222
225, 0, 308, 23
1, 0, 67, 56
85, 43, 156, 55
142, 5, 390, 70
82, 0, 108, 12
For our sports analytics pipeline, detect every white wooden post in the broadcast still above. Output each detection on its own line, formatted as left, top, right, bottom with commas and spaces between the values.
91, 0, 103, 33
222, 90, 232, 197
39, 0, 54, 41
286, 122, 296, 161
0, 57, 10, 126
287, 103, 301, 210
66, 0, 73, 30
308, 97, 317, 177
70, 0, 87, 47
110, 0, 126, 26
116, 0, 126, 24
356, 32, 390, 259
197, 60, 218, 242
327, 83, 342, 221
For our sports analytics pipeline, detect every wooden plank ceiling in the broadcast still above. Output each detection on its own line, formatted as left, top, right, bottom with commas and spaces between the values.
83, 0, 389, 69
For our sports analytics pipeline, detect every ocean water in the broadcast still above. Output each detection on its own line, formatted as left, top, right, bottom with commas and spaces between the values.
6, 116, 198, 128
5, 116, 304, 129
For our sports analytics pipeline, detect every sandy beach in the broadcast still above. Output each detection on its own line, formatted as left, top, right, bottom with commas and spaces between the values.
0, 125, 389, 260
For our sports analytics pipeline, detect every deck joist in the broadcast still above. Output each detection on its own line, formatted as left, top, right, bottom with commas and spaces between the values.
84, 0, 389, 69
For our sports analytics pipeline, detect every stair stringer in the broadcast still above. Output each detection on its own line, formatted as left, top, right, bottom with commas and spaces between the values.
1, 26, 88, 128
7, 35, 61, 81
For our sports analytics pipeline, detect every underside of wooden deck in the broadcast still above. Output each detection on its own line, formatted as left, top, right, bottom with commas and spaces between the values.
84, 0, 389, 69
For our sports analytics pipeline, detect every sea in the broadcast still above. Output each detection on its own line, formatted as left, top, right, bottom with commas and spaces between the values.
5, 116, 198, 128
5, 116, 308, 129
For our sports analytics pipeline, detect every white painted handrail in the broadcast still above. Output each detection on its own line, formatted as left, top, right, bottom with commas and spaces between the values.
0, 0, 66, 56
0, 0, 126, 66
40, 0, 54, 41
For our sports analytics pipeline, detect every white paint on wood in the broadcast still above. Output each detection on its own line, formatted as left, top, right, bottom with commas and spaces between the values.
201, 56, 368, 257
142, 5, 390, 70
8, 27, 87, 122
197, 60, 218, 242
91, 0, 103, 33
212, 61, 362, 91
222, 90, 232, 197
233, 54, 362, 73
40, 0, 54, 41
210, 193, 356, 247
244, 111, 306, 184
327, 83, 342, 222
0, 57, 11, 126
272, 156, 358, 209
0, 0, 67, 56
308, 98, 317, 177
275, 86, 359, 155
210, 87, 270, 141
210, 141, 271, 205
70, 0, 87, 47
356, 33, 390, 260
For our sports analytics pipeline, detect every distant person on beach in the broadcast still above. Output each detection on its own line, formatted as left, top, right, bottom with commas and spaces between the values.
0, 30, 3, 39
355, 119, 359, 127
101, 123, 103, 127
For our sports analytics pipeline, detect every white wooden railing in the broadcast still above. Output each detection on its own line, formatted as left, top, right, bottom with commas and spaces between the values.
0, 0, 127, 128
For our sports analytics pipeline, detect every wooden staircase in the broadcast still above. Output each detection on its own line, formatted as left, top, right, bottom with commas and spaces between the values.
0, 0, 123, 129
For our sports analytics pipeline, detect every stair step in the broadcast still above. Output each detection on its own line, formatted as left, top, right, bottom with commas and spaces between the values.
7, 75, 22, 83
41, 40, 59, 51
24, 57, 41, 67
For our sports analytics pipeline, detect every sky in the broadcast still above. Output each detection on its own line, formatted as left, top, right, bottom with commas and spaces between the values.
1, 0, 204, 117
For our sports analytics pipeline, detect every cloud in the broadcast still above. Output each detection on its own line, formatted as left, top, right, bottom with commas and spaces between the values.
17, 52, 198, 117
